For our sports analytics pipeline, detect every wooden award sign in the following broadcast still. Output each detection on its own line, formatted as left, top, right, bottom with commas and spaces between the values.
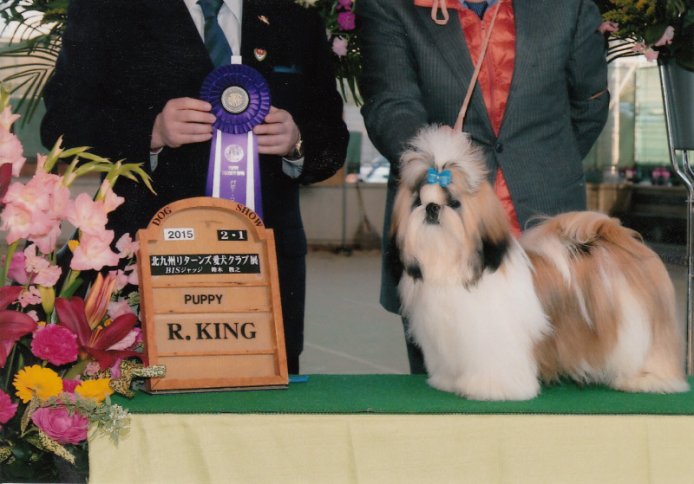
136, 197, 288, 392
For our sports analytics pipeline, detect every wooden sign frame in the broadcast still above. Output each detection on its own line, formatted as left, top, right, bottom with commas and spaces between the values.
137, 197, 288, 392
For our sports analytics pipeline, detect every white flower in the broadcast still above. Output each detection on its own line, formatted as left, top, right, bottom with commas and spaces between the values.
295, 0, 319, 7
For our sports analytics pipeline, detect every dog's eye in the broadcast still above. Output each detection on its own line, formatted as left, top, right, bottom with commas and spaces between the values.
413, 196, 422, 207
443, 190, 460, 209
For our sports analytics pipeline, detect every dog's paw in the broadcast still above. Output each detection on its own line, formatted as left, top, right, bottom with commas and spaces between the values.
457, 375, 540, 401
611, 373, 690, 394
427, 374, 459, 394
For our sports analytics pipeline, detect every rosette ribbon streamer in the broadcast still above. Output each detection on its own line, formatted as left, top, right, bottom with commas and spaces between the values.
200, 63, 271, 218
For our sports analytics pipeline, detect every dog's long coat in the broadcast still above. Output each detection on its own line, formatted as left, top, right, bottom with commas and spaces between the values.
394, 126, 689, 400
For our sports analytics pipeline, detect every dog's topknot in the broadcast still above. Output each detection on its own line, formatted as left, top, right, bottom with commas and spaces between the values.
399, 125, 487, 192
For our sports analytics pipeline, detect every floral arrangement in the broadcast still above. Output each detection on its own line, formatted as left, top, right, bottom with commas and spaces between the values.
596, 0, 694, 70
0, 86, 161, 482
295, 0, 361, 104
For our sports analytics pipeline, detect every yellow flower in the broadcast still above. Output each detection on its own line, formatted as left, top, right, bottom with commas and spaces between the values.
75, 378, 114, 403
13, 365, 63, 403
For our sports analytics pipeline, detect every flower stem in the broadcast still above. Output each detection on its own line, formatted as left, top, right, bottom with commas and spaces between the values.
2, 344, 17, 391
64, 359, 88, 380
59, 270, 81, 298
1, 240, 19, 286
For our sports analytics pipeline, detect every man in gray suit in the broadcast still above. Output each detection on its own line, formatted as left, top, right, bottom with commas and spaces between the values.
356, 0, 609, 372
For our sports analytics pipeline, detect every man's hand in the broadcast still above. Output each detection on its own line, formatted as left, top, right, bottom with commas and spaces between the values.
151, 97, 216, 149
253, 106, 301, 156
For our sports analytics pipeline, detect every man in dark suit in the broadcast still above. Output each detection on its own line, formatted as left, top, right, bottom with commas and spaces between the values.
41, 0, 349, 374
356, 0, 609, 372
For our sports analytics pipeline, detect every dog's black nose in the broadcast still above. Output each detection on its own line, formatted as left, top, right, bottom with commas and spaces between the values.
425, 203, 440, 224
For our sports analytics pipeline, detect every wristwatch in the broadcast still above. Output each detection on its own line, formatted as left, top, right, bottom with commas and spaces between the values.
286, 138, 304, 160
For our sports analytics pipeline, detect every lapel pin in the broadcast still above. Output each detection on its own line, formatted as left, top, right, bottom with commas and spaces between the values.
254, 48, 268, 62
258, 15, 270, 25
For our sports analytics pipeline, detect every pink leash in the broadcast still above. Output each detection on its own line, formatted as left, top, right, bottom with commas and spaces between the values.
429, 0, 503, 131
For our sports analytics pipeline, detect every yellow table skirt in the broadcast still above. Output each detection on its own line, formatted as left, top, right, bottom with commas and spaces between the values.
89, 413, 694, 484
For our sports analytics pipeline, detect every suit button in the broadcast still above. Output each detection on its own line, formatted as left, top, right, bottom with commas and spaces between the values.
495, 143, 503, 153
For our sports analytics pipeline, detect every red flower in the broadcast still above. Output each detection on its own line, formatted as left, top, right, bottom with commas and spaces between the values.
0, 388, 17, 427
0, 286, 37, 368
0, 163, 11, 208
55, 296, 139, 370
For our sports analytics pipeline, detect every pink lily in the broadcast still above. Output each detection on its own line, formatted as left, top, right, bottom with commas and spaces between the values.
0, 286, 38, 368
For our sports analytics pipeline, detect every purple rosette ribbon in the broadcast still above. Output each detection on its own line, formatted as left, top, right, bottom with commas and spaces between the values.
200, 64, 271, 219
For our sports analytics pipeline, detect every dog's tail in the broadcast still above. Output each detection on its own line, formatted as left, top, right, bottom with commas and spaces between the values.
527, 211, 644, 257
526, 211, 688, 392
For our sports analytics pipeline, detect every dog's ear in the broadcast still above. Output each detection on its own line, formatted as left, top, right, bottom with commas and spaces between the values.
391, 178, 423, 278
398, 150, 431, 191
386, 234, 404, 283
458, 183, 512, 285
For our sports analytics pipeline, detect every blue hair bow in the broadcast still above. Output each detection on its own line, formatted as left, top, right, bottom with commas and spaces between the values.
426, 168, 452, 188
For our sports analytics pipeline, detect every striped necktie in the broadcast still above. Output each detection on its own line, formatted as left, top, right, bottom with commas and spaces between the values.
198, 0, 232, 67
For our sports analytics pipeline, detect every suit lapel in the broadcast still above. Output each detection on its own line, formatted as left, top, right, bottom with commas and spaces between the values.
412, 5, 492, 133
414, 7, 472, 80
143, 0, 214, 79
502, 0, 536, 133
241, 1, 273, 78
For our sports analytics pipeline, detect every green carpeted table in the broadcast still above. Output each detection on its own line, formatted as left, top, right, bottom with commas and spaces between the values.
89, 375, 694, 483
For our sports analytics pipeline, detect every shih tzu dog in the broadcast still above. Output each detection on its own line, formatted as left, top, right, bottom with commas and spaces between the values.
393, 125, 689, 401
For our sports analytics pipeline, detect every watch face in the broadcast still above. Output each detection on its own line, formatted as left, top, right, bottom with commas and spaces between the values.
293, 139, 303, 158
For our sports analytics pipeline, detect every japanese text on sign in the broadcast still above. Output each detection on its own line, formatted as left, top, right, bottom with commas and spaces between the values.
150, 253, 261, 275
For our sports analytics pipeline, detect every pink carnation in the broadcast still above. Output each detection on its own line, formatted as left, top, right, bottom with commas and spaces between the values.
7, 250, 28, 284
332, 37, 349, 57
0, 389, 18, 427
18, 286, 41, 308
31, 406, 89, 445
337, 11, 356, 31
31, 324, 79, 366
23, 244, 62, 287
62, 378, 82, 393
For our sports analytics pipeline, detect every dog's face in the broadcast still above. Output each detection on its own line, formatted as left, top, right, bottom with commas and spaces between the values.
392, 126, 511, 286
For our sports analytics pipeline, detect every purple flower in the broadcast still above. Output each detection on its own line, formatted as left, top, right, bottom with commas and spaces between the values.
31, 324, 79, 366
337, 0, 353, 10
337, 11, 356, 31
0, 389, 18, 427
31, 406, 89, 445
